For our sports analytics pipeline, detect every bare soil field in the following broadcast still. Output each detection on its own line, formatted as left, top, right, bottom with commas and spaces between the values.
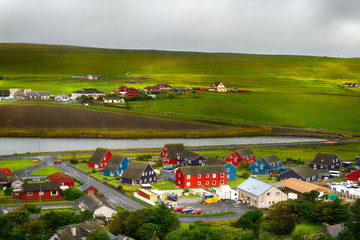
0, 104, 229, 131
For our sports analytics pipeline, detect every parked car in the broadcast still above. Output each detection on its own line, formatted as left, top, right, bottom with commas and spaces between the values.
191, 208, 203, 215
54, 160, 62, 164
173, 205, 184, 212
349, 166, 360, 171
167, 193, 178, 201
346, 181, 359, 188
329, 171, 340, 177
181, 207, 195, 214
167, 177, 175, 181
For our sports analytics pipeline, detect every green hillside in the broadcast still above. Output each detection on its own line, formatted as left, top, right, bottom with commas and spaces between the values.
0, 43, 359, 132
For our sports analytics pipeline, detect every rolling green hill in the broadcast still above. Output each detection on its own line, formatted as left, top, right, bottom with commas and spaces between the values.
0, 43, 359, 132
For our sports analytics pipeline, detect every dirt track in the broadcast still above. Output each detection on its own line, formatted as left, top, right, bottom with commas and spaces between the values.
0, 104, 228, 130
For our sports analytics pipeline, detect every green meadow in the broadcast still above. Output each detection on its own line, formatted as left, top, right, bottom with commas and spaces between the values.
0, 43, 359, 132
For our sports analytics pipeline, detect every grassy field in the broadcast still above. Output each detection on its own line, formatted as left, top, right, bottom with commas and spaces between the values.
0, 158, 42, 173
31, 166, 63, 175
0, 43, 359, 133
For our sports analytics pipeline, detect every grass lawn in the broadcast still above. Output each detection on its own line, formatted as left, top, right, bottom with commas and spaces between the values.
294, 223, 323, 235
180, 222, 191, 230
31, 166, 63, 175
0, 158, 43, 173
227, 178, 246, 187
0, 190, 12, 199
152, 179, 177, 190
40, 208, 74, 214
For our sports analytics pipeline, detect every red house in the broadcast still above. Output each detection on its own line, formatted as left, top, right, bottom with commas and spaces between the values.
175, 165, 227, 188
160, 144, 185, 165
126, 88, 140, 98
47, 172, 75, 187
87, 148, 112, 169
346, 169, 360, 181
225, 149, 255, 167
117, 86, 128, 95
78, 183, 97, 195
22, 183, 61, 200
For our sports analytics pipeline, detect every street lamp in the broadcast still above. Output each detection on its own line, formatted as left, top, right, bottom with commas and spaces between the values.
39, 184, 42, 203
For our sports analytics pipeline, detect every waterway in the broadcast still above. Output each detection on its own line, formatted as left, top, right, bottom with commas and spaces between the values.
0, 136, 326, 155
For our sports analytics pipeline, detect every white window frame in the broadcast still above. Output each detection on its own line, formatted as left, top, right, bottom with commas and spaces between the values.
198, 174, 201, 178
221, 173, 225, 178
39, 191, 44, 196
51, 191, 58, 196
206, 174, 209, 178
187, 175, 191, 179
212, 173, 216, 178
198, 181, 201, 185
206, 181, 209, 185
28, 192, 33, 196
220, 180, 224, 184
212, 180, 216, 185
186, 182, 190, 187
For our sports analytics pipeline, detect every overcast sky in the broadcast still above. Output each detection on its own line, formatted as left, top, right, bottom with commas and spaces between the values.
0, 0, 359, 57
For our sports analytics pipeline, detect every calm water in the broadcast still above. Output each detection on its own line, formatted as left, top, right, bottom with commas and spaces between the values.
0, 136, 325, 155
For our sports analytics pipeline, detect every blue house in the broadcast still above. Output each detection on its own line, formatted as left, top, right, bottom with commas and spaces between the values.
177, 150, 206, 167
249, 155, 282, 175
203, 157, 237, 181
224, 162, 237, 181
103, 156, 129, 177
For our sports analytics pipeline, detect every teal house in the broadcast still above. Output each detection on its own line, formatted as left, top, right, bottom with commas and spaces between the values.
224, 162, 237, 181
249, 155, 282, 175
103, 156, 129, 177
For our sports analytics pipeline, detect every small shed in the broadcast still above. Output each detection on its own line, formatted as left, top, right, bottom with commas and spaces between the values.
31, 160, 39, 167
137, 188, 157, 203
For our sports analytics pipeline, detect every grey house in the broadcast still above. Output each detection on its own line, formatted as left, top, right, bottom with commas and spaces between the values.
121, 161, 157, 185
177, 150, 205, 167
279, 165, 318, 182
71, 88, 105, 100
310, 153, 341, 170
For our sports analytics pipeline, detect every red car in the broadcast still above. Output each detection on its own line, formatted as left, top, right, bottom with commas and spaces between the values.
54, 160, 62, 164
191, 208, 203, 215
173, 205, 184, 212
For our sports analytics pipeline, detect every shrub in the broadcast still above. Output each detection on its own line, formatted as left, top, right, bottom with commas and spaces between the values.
152, 161, 163, 169
4, 188, 13, 196
20, 204, 41, 214
62, 187, 85, 200
136, 155, 152, 161
70, 159, 79, 164
92, 169, 96, 173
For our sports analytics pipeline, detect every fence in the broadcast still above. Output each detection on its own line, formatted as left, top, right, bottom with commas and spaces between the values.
334, 190, 360, 202
0, 196, 67, 204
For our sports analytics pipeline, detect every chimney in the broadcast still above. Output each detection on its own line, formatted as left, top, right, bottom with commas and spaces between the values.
70, 225, 76, 236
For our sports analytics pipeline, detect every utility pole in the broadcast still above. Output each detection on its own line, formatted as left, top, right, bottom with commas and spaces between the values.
40, 184, 42, 203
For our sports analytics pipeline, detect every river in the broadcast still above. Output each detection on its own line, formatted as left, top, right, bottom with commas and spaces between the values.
0, 136, 326, 155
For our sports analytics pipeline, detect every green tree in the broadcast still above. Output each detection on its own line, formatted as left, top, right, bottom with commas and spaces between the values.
80, 210, 94, 221
86, 231, 110, 240
40, 211, 82, 231
62, 187, 85, 200
19, 204, 41, 213
108, 209, 132, 235
138, 223, 161, 240
232, 209, 263, 238
267, 199, 299, 235
337, 199, 360, 240
293, 199, 315, 223
302, 190, 321, 203
20, 218, 48, 240
322, 198, 349, 225
0, 215, 15, 239
6, 209, 30, 225
136, 155, 152, 161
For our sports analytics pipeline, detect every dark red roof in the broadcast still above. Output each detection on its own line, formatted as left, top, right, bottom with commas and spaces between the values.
48, 172, 74, 182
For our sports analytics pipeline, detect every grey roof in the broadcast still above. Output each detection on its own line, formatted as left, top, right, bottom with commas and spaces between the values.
236, 177, 273, 197
203, 157, 226, 166
180, 165, 227, 175
26, 91, 50, 97
164, 144, 185, 159
321, 224, 346, 237
88, 148, 110, 164
55, 93, 69, 98
75, 193, 115, 211
0, 174, 8, 182
103, 155, 125, 171
72, 88, 104, 94
289, 165, 317, 178
117, 234, 135, 240
178, 150, 200, 159
55, 220, 107, 240
23, 183, 60, 192
103, 97, 120, 100
235, 149, 255, 158
311, 153, 338, 165
261, 155, 281, 166
78, 183, 93, 191
121, 161, 149, 181
10, 174, 24, 183
0, 90, 10, 97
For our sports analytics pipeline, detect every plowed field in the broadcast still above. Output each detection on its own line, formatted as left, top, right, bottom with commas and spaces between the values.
0, 104, 228, 131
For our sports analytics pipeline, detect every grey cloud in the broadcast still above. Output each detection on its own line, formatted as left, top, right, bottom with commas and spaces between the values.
0, 0, 359, 57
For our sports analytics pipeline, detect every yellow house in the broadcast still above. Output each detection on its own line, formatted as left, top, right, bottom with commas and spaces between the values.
103, 97, 124, 104
210, 82, 227, 92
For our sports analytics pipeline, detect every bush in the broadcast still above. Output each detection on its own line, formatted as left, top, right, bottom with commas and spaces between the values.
70, 159, 79, 164
152, 161, 163, 169
62, 187, 85, 200
136, 155, 152, 161
240, 171, 250, 179
20, 204, 41, 214
92, 169, 96, 173
4, 188, 13, 196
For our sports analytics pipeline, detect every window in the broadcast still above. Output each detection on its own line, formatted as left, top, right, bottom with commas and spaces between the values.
220, 180, 224, 184
206, 181, 209, 185
186, 182, 190, 187
255, 168, 258, 172
260, 165, 263, 169
226, 168, 230, 172
256, 162, 258, 166
198, 181, 201, 185
212, 173, 216, 178
260, 201, 266, 206
267, 192, 271, 196
212, 181, 216, 185
198, 174, 201, 178
269, 201, 271, 205
221, 173, 225, 178
187, 175, 191, 179
88, 190, 94, 194
206, 174, 209, 178
154, 177, 156, 181
28, 192, 33, 196
51, 191, 57, 196
145, 172, 147, 176
39, 191, 44, 196
276, 192, 280, 196
144, 178, 147, 183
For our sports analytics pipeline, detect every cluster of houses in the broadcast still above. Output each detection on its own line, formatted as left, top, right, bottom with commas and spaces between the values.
0, 81, 234, 103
